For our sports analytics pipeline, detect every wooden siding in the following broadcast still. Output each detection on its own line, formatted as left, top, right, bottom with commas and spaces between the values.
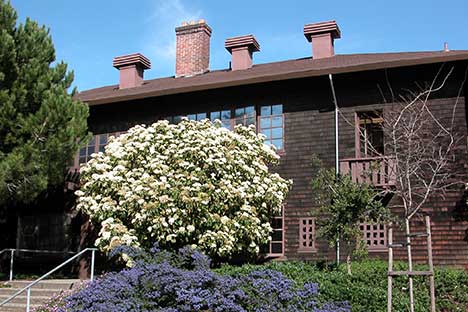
86, 61, 468, 268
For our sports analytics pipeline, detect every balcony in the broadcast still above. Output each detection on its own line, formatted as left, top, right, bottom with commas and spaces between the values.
339, 156, 396, 188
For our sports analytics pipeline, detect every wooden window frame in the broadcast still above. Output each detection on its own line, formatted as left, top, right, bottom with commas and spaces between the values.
72, 132, 121, 170
298, 217, 317, 253
360, 223, 387, 252
259, 104, 285, 152
265, 209, 284, 258
355, 111, 384, 158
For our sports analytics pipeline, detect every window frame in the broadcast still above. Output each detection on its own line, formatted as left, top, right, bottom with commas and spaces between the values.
360, 223, 387, 252
264, 208, 284, 258
72, 132, 122, 170
355, 111, 384, 158
298, 217, 317, 253
258, 104, 285, 152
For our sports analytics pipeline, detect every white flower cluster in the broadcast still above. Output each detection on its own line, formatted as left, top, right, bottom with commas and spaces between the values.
76, 119, 291, 258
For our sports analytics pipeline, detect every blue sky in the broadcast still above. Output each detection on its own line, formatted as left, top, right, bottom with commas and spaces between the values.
10, 0, 468, 92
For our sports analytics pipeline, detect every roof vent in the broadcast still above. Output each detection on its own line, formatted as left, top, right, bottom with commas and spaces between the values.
304, 20, 341, 59
444, 42, 449, 52
113, 53, 151, 89
225, 35, 260, 71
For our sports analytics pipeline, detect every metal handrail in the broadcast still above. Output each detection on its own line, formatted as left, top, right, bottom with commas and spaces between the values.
1, 248, 77, 281
1, 249, 15, 281
0, 248, 97, 311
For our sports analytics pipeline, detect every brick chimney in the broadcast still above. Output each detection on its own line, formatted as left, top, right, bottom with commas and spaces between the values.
225, 35, 260, 71
303, 21, 341, 59
175, 19, 212, 77
113, 53, 151, 89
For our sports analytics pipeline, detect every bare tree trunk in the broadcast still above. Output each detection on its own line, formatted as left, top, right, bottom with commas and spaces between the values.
405, 218, 415, 312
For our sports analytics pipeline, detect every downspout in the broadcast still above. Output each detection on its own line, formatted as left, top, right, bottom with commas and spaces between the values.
328, 73, 340, 265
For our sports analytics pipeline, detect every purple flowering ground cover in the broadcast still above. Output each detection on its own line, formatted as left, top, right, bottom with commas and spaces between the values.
36, 246, 350, 312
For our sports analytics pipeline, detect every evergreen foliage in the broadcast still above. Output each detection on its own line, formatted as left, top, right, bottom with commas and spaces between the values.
0, 0, 88, 205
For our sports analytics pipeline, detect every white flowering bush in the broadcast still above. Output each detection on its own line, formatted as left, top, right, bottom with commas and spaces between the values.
76, 119, 291, 258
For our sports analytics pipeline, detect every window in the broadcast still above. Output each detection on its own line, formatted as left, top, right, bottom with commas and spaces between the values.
357, 111, 384, 157
74, 132, 121, 168
260, 105, 284, 150
165, 115, 184, 124
261, 212, 284, 257
187, 113, 207, 121
360, 223, 387, 251
235, 106, 256, 127
210, 110, 232, 129
298, 217, 316, 252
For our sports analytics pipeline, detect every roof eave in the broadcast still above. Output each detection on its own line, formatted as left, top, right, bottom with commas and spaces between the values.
79, 53, 468, 106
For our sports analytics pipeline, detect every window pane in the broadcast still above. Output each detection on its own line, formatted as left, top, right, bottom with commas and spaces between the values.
272, 128, 283, 139
79, 147, 87, 157
271, 116, 283, 127
245, 106, 255, 116
88, 136, 96, 146
173, 116, 182, 124
272, 104, 283, 115
260, 117, 270, 129
272, 230, 283, 241
261, 129, 271, 139
271, 243, 282, 254
246, 117, 255, 126
272, 139, 283, 150
187, 114, 196, 120
221, 110, 231, 120
197, 113, 207, 120
222, 120, 231, 129
99, 134, 108, 145
271, 218, 282, 228
210, 112, 220, 120
235, 108, 245, 118
261, 106, 271, 116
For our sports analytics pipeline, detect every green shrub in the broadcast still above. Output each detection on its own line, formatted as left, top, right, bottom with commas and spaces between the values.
216, 260, 468, 312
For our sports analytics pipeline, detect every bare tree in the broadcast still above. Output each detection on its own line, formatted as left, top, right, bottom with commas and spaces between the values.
342, 65, 467, 312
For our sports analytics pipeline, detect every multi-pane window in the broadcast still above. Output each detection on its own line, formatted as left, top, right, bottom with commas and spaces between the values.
78, 136, 96, 165
360, 223, 387, 251
235, 106, 256, 127
210, 110, 232, 129
165, 115, 184, 124
75, 132, 121, 168
357, 112, 384, 157
260, 104, 284, 150
298, 218, 316, 252
163, 104, 285, 151
187, 113, 207, 121
261, 212, 284, 257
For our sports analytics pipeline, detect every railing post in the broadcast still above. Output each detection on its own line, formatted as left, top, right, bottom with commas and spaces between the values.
90, 249, 95, 281
26, 288, 31, 312
9, 249, 14, 281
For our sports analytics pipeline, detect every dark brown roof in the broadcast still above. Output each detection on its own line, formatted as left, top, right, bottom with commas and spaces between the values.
77, 50, 468, 106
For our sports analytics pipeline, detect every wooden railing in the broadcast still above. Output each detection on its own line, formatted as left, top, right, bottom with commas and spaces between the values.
339, 156, 396, 188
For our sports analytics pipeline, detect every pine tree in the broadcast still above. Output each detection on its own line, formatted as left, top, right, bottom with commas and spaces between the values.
0, 0, 89, 205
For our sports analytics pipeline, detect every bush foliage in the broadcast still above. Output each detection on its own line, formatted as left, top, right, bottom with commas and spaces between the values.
76, 119, 291, 259
217, 260, 468, 312
37, 246, 350, 312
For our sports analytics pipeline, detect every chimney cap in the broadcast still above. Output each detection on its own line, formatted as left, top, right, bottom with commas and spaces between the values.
113, 53, 151, 70
225, 34, 260, 53
176, 20, 212, 36
304, 20, 341, 42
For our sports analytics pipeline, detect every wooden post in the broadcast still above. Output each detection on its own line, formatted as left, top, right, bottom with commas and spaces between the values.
387, 224, 393, 312
425, 216, 436, 312
405, 218, 415, 312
